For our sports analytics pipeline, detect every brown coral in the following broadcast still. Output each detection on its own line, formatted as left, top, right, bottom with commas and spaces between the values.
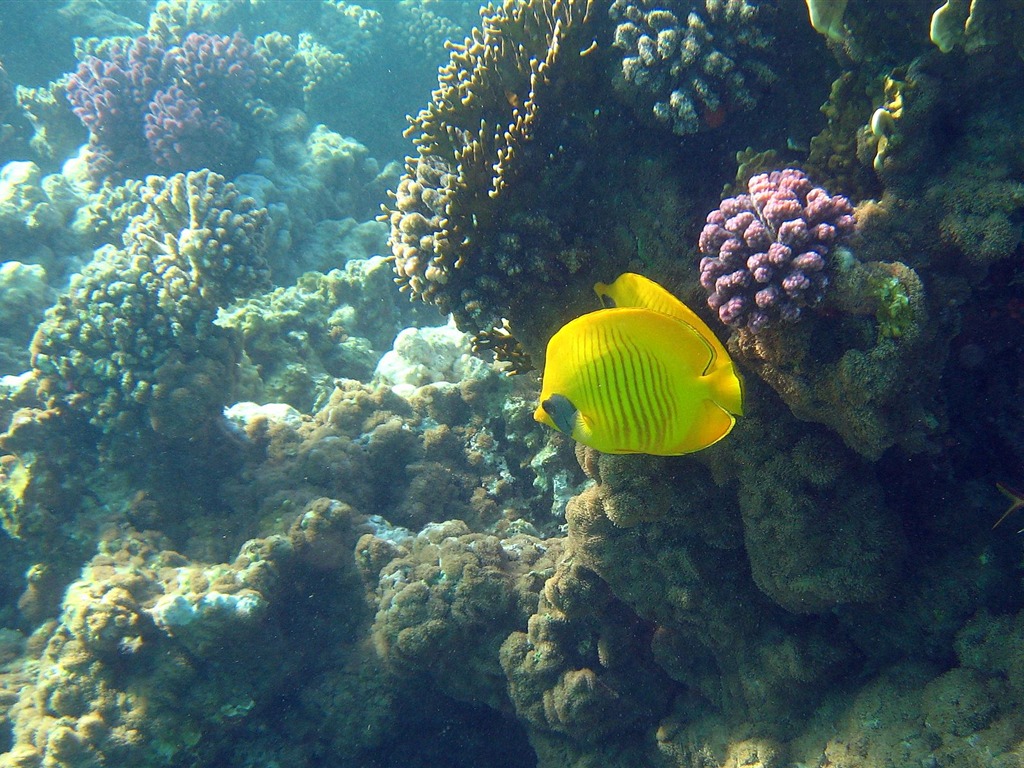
381, 0, 599, 333
366, 520, 559, 710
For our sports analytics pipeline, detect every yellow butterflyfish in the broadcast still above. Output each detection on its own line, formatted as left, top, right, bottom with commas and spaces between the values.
534, 275, 743, 455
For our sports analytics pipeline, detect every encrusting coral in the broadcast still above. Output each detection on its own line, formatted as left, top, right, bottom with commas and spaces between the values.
0, 497, 373, 768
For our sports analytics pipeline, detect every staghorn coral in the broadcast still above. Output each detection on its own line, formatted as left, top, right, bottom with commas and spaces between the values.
609, 0, 776, 135
31, 169, 271, 445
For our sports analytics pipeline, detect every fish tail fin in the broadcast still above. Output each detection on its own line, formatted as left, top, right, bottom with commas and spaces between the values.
706, 364, 744, 417
681, 400, 736, 452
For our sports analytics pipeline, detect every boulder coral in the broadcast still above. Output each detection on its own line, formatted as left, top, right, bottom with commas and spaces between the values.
561, 445, 857, 730
0, 496, 371, 768
223, 371, 562, 539
364, 519, 559, 710
731, 248, 944, 459
715, 386, 907, 613
501, 555, 675, 763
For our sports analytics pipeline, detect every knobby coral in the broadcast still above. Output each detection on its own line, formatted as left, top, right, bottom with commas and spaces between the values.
698, 168, 855, 332
609, 0, 776, 135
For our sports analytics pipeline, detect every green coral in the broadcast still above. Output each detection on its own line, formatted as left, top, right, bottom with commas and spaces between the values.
869, 271, 913, 340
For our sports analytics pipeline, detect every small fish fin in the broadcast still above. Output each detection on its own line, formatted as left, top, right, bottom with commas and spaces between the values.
572, 411, 596, 447
705, 363, 744, 417
992, 482, 1024, 530
594, 281, 616, 308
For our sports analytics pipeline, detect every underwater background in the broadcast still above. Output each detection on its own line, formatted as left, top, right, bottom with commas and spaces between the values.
0, 0, 1022, 766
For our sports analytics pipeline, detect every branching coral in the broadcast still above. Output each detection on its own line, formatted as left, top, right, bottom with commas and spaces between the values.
66, 32, 266, 179
698, 168, 856, 332
31, 169, 271, 445
380, 0, 599, 334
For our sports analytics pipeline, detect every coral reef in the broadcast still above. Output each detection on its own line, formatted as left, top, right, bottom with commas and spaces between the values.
0, 1, 1023, 767
609, 0, 776, 135
731, 251, 944, 459
365, 519, 559, 710
0, 498, 372, 768
0, 160, 85, 278
0, 262, 53, 375
374, 318, 491, 398
930, 0, 1024, 55
219, 257, 415, 412
698, 168, 856, 332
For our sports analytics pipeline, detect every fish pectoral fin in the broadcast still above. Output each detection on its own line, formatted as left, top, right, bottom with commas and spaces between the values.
572, 411, 596, 446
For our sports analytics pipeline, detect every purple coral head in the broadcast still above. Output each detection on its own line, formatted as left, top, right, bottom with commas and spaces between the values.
66, 32, 263, 180
697, 168, 855, 333
145, 84, 237, 171
166, 32, 262, 103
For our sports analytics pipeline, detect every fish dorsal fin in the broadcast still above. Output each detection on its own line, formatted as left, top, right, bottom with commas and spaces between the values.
594, 273, 730, 367
704, 361, 744, 417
